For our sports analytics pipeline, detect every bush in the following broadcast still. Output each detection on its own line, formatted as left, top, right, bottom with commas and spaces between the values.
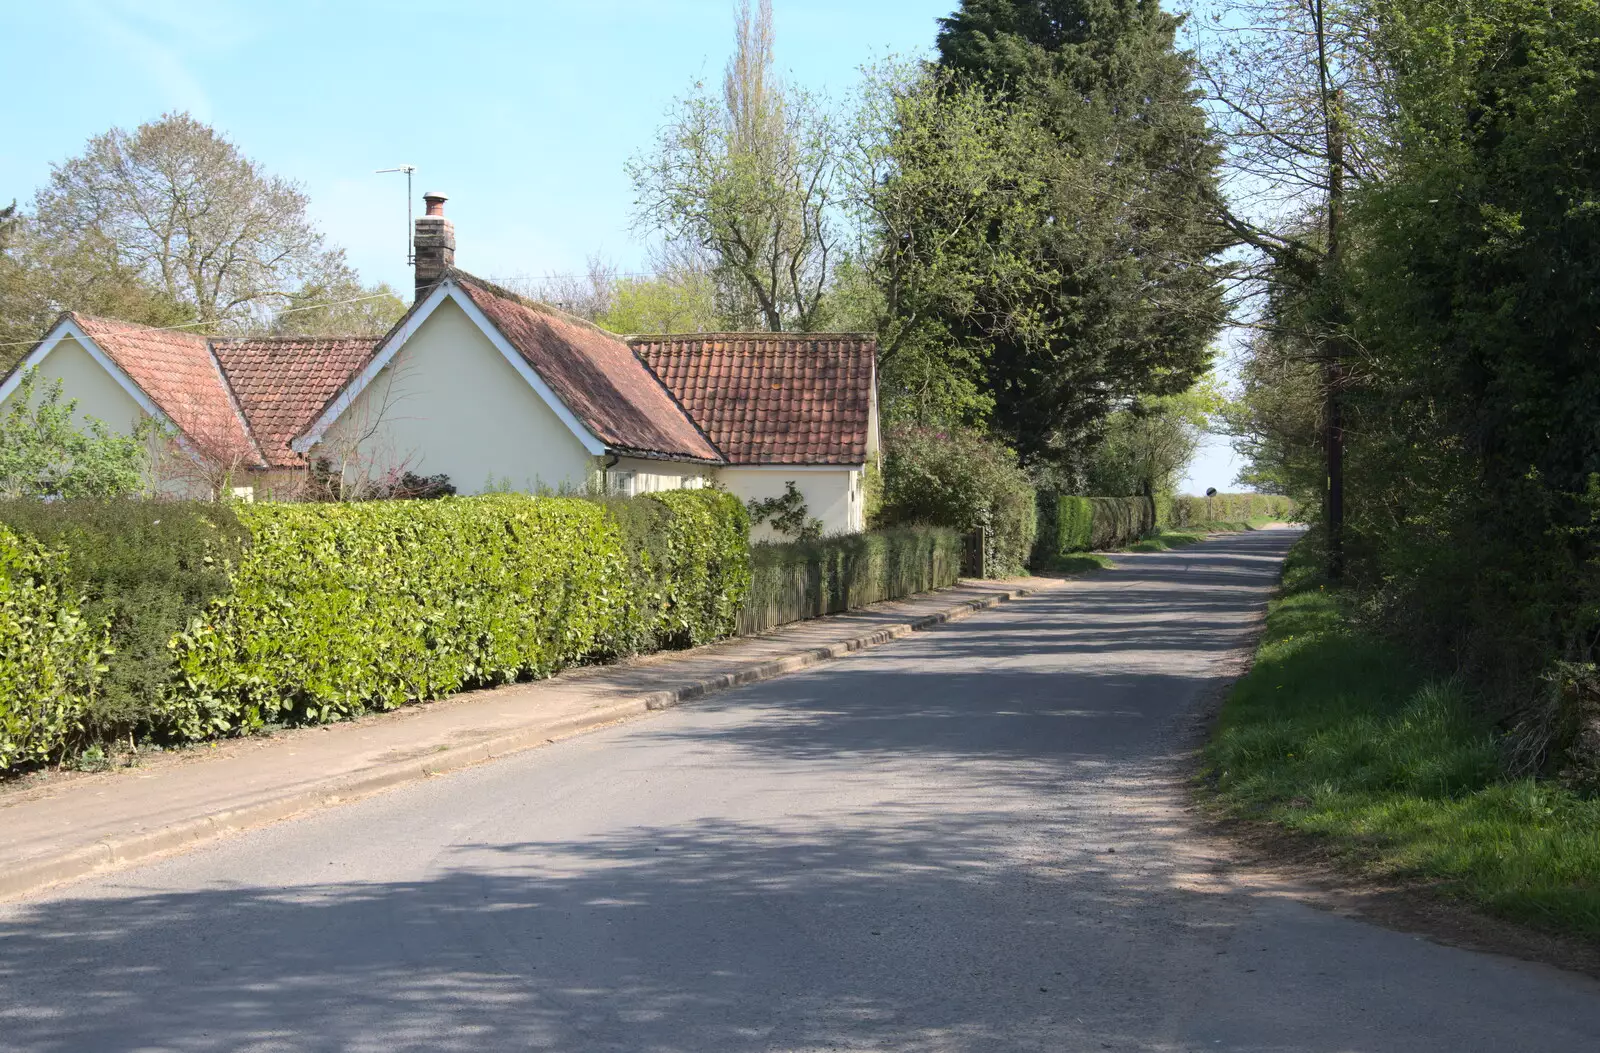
167, 490, 750, 740
602, 488, 751, 656
1158, 493, 1297, 527
1032, 494, 1155, 565
0, 524, 102, 768
741, 526, 964, 634
880, 425, 1037, 576
0, 499, 244, 741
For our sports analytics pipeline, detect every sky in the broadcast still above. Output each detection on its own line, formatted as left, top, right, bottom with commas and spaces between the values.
4, 0, 1243, 494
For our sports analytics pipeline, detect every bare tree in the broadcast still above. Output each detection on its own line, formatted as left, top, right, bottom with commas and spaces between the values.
1183, 0, 1392, 578
505, 255, 620, 322
32, 113, 351, 332
628, 0, 841, 332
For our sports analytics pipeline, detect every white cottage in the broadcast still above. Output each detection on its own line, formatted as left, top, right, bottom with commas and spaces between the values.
0, 193, 879, 539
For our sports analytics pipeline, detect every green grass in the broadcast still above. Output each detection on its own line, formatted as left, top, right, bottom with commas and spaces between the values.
1049, 553, 1116, 573
1205, 541, 1600, 938
1125, 529, 1209, 552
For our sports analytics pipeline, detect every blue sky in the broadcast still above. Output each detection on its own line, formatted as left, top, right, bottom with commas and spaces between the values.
5, 0, 1242, 492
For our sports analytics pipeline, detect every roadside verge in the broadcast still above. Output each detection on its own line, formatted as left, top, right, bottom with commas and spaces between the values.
0, 574, 1069, 902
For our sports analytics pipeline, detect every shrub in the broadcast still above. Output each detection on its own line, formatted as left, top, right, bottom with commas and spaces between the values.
880, 425, 1037, 576
0, 370, 149, 499
0, 499, 244, 741
1158, 493, 1298, 527
166, 490, 751, 740
602, 488, 751, 655
1033, 494, 1094, 565
1032, 494, 1154, 565
0, 524, 102, 768
741, 526, 963, 634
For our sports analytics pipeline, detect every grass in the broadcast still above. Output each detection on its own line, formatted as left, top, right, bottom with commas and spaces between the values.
1125, 529, 1209, 552
1046, 553, 1117, 573
1204, 540, 1600, 938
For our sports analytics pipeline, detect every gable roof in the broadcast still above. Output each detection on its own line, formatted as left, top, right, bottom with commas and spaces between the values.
212, 337, 379, 468
631, 334, 876, 465
69, 315, 267, 468
452, 274, 722, 462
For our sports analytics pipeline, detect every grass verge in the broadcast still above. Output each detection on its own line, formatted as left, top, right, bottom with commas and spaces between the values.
1203, 538, 1600, 939
1126, 529, 1209, 552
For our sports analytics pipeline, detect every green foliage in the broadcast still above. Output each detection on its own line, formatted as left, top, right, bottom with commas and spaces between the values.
0, 371, 149, 498
602, 489, 752, 656
168, 492, 750, 740
745, 481, 823, 542
1033, 493, 1095, 565
741, 526, 964, 634
1157, 494, 1299, 528
926, 0, 1228, 471
0, 499, 244, 742
598, 272, 722, 335
0, 524, 102, 769
879, 425, 1037, 576
1206, 536, 1600, 938
1086, 383, 1224, 498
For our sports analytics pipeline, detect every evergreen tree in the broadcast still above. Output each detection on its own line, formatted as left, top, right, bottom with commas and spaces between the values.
932, 0, 1227, 475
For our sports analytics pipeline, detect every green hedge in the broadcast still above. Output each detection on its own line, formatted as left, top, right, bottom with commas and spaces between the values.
1157, 494, 1298, 527
169, 490, 749, 740
0, 524, 102, 768
0, 490, 751, 763
1033, 494, 1155, 565
0, 500, 244, 741
741, 526, 963, 635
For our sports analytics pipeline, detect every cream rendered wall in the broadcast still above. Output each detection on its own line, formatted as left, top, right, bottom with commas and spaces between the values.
319, 298, 598, 495
718, 467, 864, 542
609, 457, 712, 495
1, 336, 147, 434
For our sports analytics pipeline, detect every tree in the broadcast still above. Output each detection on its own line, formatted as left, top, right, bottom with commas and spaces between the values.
629, 0, 841, 331
31, 113, 351, 331
272, 278, 407, 337
933, 0, 1229, 477
0, 370, 148, 498
1087, 381, 1224, 497
1183, 0, 1392, 577
0, 213, 192, 368
841, 63, 1046, 426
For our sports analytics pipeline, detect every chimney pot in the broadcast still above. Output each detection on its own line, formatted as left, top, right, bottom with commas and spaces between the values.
413, 191, 455, 302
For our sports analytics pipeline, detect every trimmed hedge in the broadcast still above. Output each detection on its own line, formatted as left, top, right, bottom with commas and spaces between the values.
1033, 494, 1155, 565
1157, 493, 1298, 527
169, 490, 750, 740
0, 524, 102, 768
0, 500, 244, 740
0, 490, 751, 764
741, 526, 963, 635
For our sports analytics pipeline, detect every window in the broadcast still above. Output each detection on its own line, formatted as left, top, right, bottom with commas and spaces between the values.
609, 470, 637, 498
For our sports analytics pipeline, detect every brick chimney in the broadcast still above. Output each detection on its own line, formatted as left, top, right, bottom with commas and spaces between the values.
413, 191, 455, 301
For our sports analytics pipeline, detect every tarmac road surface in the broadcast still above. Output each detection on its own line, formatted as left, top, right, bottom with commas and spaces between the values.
3, 528, 1597, 1052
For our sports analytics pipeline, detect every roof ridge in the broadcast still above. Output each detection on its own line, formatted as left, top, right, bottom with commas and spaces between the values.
625, 331, 877, 342
210, 334, 380, 345
448, 269, 627, 339
71, 311, 212, 341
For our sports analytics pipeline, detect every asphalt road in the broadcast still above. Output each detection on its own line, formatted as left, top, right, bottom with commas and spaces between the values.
3, 529, 1597, 1052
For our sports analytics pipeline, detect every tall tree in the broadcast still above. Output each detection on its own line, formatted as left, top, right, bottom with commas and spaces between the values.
933, 0, 1229, 478
1185, 0, 1391, 576
32, 113, 352, 331
628, 0, 840, 331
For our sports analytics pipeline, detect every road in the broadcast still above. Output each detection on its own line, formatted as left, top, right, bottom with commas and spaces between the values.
2, 529, 1597, 1052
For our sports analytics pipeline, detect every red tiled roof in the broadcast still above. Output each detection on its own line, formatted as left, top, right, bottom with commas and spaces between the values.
71, 314, 266, 468
631, 334, 876, 465
213, 337, 379, 468
455, 274, 722, 462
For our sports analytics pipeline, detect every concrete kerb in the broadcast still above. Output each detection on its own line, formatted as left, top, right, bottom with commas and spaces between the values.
0, 580, 1050, 903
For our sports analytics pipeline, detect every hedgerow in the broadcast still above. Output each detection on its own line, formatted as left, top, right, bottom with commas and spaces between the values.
0, 524, 102, 768
167, 490, 750, 740
1157, 494, 1297, 527
741, 526, 963, 634
0, 500, 244, 741
1033, 494, 1155, 565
